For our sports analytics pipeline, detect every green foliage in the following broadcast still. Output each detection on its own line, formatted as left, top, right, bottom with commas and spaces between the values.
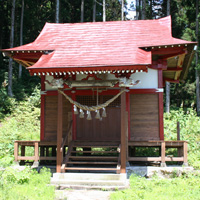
0, 167, 55, 200
164, 108, 200, 169
0, 88, 40, 167
110, 172, 200, 200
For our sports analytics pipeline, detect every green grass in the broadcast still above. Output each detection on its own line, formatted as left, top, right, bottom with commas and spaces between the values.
110, 172, 200, 200
0, 167, 55, 200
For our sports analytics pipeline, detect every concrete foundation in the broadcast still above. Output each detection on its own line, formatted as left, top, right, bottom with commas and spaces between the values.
126, 165, 194, 178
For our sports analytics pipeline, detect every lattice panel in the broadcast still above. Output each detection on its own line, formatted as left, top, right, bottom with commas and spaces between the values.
76, 95, 100, 107
102, 95, 121, 107
76, 95, 121, 108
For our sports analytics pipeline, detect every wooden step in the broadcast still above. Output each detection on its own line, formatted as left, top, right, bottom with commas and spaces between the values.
72, 145, 118, 148
73, 141, 120, 146
67, 161, 118, 165
65, 167, 117, 171
71, 150, 118, 154
69, 156, 118, 160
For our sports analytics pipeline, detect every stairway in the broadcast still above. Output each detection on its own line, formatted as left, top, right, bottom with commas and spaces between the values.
61, 141, 121, 173
51, 172, 128, 190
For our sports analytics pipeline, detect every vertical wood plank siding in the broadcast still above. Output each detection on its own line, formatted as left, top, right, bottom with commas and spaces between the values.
44, 95, 71, 141
130, 94, 159, 141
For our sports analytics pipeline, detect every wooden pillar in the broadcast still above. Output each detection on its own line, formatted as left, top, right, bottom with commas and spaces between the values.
158, 69, 164, 140
183, 142, 188, 166
57, 89, 63, 173
34, 142, 39, 162
14, 141, 19, 163
160, 141, 166, 167
121, 91, 127, 173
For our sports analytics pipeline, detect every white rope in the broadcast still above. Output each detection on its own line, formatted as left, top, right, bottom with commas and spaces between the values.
58, 89, 128, 112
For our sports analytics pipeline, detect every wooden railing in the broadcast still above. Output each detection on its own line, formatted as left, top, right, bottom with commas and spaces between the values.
128, 141, 188, 166
60, 120, 73, 153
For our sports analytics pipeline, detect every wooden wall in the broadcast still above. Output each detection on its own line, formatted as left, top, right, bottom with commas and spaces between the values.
44, 96, 71, 141
130, 94, 160, 141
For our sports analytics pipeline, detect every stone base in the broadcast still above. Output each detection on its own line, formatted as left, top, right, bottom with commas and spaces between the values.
126, 166, 194, 178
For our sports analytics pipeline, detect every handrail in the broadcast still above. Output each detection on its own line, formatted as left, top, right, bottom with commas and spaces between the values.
60, 120, 73, 152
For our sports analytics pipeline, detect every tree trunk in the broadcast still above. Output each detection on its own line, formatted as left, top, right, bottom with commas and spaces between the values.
196, 0, 200, 115
121, 0, 124, 21
93, 0, 96, 22
136, 0, 139, 20
81, 0, 84, 22
8, 0, 16, 97
103, 0, 106, 22
56, 0, 59, 23
165, 0, 170, 113
19, 0, 24, 79
141, 0, 146, 19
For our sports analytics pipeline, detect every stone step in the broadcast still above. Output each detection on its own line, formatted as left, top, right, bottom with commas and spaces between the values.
51, 173, 128, 190
51, 179, 126, 186
52, 172, 126, 181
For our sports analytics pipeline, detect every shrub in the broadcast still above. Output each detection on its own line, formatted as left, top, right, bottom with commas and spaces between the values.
0, 167, 55, 200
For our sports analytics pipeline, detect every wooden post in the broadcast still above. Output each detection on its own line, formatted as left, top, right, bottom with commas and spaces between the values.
177, 121, 180, 140
57, 90, 63, 173
14, 141, 19, 163
32, 142, 39, 168
121, 91, 127, 173
161, 141, 166, 167
34, 142, 39, 161
183, 142, 188, 166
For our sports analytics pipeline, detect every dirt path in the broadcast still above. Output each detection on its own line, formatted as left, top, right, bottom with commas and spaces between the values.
55, 189, 112, 200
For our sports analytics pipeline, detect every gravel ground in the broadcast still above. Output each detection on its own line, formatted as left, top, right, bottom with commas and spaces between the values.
55, 189, 112, 200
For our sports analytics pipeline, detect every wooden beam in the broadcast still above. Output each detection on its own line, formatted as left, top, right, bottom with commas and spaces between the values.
164, 67, 182, 72
158, 70, 164, 140
56, 89, 63, 173
40, 76, 45, 141
120, 90, 127, 173
163, 78, 179, 83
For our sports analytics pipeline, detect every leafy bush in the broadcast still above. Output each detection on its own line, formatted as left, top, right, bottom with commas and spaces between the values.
164, 108, 200, 169
0, 167, 55, 200
0, 88, 40, 167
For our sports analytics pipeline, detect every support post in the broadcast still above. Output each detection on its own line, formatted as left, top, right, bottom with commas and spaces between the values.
158, 69, 164, 140
14, 141, 19, 165
177, 121, 180, 140
183, 142, 188, 166
121, 90, 127, 173
160, 141, 166, 167
32, 142, 39, 168
57, 89, 63, 173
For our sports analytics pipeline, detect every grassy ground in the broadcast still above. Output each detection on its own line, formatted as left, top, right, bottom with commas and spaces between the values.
0, 167, 55, 200
110, 172, 200, 200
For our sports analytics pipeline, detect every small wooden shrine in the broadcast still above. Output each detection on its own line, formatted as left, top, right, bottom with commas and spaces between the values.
1, 16, 196, 173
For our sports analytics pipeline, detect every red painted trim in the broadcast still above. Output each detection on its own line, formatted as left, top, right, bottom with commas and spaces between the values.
40, 76, 45, 141
29, 65, 148, 75
158, 70, 164, 140
126, 92, 131, 141
72, 93, 76, 140
164, 67, 182, 72
129, 89, 158, 94
152, 46, 185, 55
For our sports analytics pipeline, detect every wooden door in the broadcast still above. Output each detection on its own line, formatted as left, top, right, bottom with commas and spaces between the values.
76, 95, 121, 141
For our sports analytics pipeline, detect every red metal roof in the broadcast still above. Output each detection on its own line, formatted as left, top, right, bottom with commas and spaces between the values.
2, 16, 195, 74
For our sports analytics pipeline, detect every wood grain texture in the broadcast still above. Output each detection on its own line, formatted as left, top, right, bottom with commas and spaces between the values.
130, 94, 159, 141
44, 95, 71, 141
